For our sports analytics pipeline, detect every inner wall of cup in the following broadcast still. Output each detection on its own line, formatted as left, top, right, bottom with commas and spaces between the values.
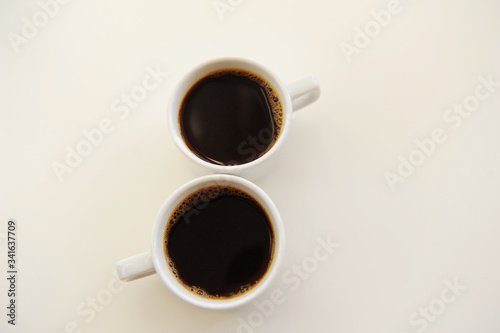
152, 175, 284, 308
170, 58, 293, 167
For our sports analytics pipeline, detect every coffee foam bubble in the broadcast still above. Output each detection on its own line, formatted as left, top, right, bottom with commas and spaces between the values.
164, 185, 270, 300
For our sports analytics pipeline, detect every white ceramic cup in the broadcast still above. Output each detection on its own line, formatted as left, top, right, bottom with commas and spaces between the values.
167, 57, 320, 180
116, 174, 285, 310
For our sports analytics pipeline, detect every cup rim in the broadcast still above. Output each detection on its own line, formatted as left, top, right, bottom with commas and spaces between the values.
167, 57, 293, 174
150, 174, 285, 309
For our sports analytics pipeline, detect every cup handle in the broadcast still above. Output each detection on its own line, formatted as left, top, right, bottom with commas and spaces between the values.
116, 252, 156, 282
287, 74, 320, 112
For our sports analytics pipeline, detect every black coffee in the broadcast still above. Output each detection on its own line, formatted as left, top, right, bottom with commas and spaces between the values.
179, 69, 283, 165
164, 185, 274, 299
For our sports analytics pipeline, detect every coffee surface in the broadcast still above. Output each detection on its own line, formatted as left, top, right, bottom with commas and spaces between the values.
164, 185, 274, 299
179, 69, 283, 165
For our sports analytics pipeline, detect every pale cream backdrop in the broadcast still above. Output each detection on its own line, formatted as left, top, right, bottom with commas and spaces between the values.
1, 0, 499, 332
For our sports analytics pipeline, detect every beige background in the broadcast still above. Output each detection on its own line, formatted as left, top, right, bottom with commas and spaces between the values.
1, 0, 500, 332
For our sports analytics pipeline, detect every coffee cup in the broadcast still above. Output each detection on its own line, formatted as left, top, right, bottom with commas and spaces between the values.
116, 174, 285, 309
167, 57, 320, 180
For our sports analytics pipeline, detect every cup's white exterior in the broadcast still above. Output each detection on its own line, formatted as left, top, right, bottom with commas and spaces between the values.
116, 174, 285, 310
167, 57, 320, 180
